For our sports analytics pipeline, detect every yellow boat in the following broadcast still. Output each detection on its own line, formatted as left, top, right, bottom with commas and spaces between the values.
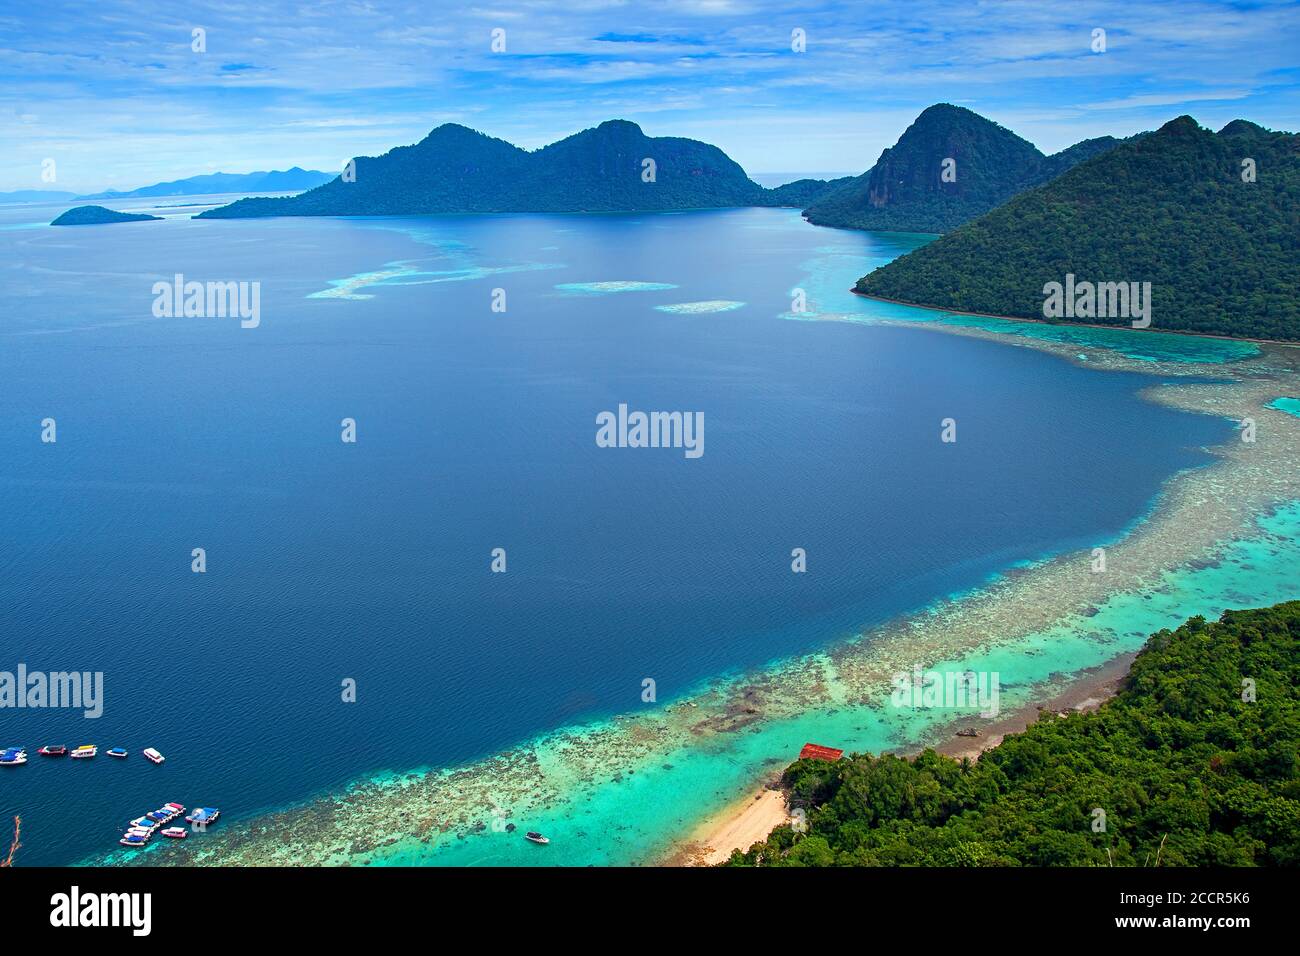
70, 745, 97, 759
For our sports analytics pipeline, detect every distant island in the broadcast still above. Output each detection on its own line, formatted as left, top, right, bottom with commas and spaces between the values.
727, 600, 1300, 866
196, 120, 845, 219
0, 169, 334, 206
0, 189, 79, 204
75, 167, 335, 201
50, 205, 162, 226
856, 116, 1300, 341
192, 107, 1134, 228
804, 104, 1128, 234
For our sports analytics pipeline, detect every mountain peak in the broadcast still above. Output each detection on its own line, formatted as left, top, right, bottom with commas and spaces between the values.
1157, 115, 1203, 137
421, 123, 486, 142
804, 103, 1048, 233
914, 103, 975, 121
1218, 119, 1268, 137
856, 109, 1299, 341
200, 118, 761, 218
595, 119, 643, 134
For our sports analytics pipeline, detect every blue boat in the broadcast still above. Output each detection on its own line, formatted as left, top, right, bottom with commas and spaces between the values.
106, 747, 128, 758
184, 807, 220, 826
0, 748, 27, 766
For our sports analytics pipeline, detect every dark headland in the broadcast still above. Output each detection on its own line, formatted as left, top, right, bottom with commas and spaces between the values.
51, 205, 163, 226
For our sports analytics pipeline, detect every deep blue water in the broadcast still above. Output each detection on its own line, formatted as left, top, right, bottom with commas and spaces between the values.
0, 202, 1229, 865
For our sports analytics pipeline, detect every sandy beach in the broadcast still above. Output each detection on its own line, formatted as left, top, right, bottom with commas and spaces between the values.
102, 318, 1300, 868
666, 650, 1138, 866
664, 784, 792, 866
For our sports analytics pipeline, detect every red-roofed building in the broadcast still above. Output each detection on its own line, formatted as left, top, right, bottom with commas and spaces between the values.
799, 743, 844, 762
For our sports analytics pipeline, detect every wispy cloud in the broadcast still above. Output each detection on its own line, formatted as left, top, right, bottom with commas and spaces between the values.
0, 0, 1296, 190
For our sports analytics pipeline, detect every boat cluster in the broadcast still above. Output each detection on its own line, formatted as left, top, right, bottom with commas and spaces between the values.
119, 805, 221, 848
0, 745, 164, 764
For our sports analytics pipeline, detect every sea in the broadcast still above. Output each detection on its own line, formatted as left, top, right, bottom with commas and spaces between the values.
0, 195, 1269, 865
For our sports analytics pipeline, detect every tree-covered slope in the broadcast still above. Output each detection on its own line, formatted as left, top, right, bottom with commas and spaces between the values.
50, 205, 162, 225
758, 175, 856, 208
197, 124, 533, 217
727, 600, 1300, 867
803, 104, 1118, 234
856, 116, 1299, 340
198, 120, 791, 218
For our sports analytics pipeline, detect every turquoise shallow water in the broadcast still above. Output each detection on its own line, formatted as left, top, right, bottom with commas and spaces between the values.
783, 236, 1261, 365
370, 500, 1300, 866
1269, 397, 1300, 418
16, 204, 1285, 867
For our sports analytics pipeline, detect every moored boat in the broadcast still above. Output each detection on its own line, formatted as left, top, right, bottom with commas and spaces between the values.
184, 807, 220, 826
143, 748, 164, 764
0, 748, 26, 766
71, 745, 97, 759
161, 827, 187, 839
107, 747, 128, 758
129, 817, 158, 830
119, 834, 149, 847
37, 745, 67, 757
164, 802, 185, 813
524, 831, 550, 845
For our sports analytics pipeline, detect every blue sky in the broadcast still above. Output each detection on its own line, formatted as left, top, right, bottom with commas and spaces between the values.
1, 0, 1297, 191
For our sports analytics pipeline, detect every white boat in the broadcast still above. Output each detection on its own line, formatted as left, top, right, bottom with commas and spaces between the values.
184, 808, 220, 826
0, 748, 27, 766
143, 748, 164, 764
70, 745, 97, 759
524, 831, 550, 845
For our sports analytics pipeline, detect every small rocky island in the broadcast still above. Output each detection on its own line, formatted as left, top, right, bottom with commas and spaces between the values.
51, 205, 162, 226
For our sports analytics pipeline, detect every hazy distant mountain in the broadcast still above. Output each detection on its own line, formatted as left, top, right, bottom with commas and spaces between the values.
0, 189, 78, 204
77, 167, 334, 201
198, 121, 837, 218
804, 105, 1127, 234
51, 205, 162, 225
856, 116, 1300, 341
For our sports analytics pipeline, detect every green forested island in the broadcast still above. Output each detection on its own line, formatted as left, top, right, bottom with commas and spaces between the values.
726, 600, 1300, 867
803, 104, 1124, 233
190, 106, 1127, 229
856, 116, 1300, 341
50, 205, 162, 225
197, 120, 841, 218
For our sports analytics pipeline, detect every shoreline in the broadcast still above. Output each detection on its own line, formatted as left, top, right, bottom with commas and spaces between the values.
96, 338, 1300, 868
91, 238, 1300, 868
662, 650, 1138, 866
664, 783, 790, 867
653, 299, 1300, 868
849, 289, 1300, 349
929, 651, 1135, 763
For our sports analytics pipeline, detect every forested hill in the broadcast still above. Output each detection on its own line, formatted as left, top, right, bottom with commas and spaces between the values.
196, 120, 845, 218
726, 600, 1300, 867
803, 104, 1125, 233
855, 116, 1300, 340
